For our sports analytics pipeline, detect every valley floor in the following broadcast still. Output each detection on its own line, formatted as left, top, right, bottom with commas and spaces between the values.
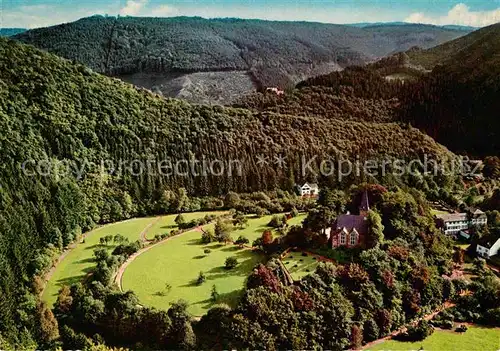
42, 211, 306, 316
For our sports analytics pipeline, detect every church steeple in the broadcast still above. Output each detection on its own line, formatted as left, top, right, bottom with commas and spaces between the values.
359, 190, 370, 217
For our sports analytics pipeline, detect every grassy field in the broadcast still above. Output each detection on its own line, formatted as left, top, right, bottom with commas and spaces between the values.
281, 251, 321, 280
43, 217, 155, 306
121, 214, 306, 316
43, 212, 306, 312
144, 211, 229, 240
230, 213, 306, 243
367, 326, 500, 351
430, 208, 451, 216
122, 226, 264, 316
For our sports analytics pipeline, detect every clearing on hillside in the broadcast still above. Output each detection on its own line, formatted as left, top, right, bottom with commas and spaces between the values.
42, 211, 230, 307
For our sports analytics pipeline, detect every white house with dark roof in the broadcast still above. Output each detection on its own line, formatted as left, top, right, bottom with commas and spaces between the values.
297, 183, 319, 197
476, 235, 500, 258
435, 213, 469, 235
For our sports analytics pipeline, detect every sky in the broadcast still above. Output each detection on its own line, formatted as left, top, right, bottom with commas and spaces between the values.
1, 0, 500, 29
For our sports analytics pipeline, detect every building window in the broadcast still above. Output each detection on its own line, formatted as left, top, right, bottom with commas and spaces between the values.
350, 232, 358, 246
340, 232, 346, 245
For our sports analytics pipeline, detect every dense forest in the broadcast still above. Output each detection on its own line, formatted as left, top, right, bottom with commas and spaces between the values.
14, 16, 469, 90
236, 66, 402, 122
239, 23, 500, 156
0, 37, 462, 348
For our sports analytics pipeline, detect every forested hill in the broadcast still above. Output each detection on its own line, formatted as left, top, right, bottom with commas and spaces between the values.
12, 16, 469, 103
397, 23, 500, 156
240, 22, 500, 156
404, 22, 500, 69
0, 37, 457, 344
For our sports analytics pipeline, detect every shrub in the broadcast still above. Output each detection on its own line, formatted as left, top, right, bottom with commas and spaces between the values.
235, 236, 250, 246
211, 284, 219, 302
175, 214, 186, 225
196, 271, 206, 285
441, 320, 454, 329
225, 257, 238, 269
201, 228, 215, 244
405, 320, 434, 341
268, 214, 286, 228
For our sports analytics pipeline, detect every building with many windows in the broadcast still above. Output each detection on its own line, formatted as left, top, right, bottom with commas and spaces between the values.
435, 209, 488, 235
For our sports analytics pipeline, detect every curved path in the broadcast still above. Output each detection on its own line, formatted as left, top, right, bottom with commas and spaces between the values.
41, 217, 157, 298
139, 216, 162, 242
114, 225, 206, 292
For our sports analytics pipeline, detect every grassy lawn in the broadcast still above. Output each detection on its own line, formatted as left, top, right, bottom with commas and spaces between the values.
231, 213, 307, 243
367, 326, 500, 351
281, 251, 321, 280
122, 226, 265, 316
43, 217, 155, 307
145, 211, 229, 240
287, 214, 306, 227
43, 212, 307, 313
431, 208, 451, 216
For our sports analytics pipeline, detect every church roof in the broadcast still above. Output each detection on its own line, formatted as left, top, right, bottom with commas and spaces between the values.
359, 190, 370, 212
335, 214, 368, 235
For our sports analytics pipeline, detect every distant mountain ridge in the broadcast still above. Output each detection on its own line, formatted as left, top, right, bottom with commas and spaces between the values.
348, 22, 476, 31
13, 16, 470, 104
0, 28, 26, 37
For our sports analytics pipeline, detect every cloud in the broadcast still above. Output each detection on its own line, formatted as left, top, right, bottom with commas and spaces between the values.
120, 0, 148, 16
405, 3, 500, 27
150, 5, 178, 17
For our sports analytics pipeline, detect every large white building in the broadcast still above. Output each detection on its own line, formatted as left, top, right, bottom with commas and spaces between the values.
435, 209, 487, 235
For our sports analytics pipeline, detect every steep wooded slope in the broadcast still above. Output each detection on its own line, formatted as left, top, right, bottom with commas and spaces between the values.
397, 23, 500, 155
0, 37, 459, 344
241, 23, 500, 156
405, 22, 500, 69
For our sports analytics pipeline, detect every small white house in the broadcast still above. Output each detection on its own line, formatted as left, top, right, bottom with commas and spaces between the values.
298, 183, 319, 197
476, 236, 500, 258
